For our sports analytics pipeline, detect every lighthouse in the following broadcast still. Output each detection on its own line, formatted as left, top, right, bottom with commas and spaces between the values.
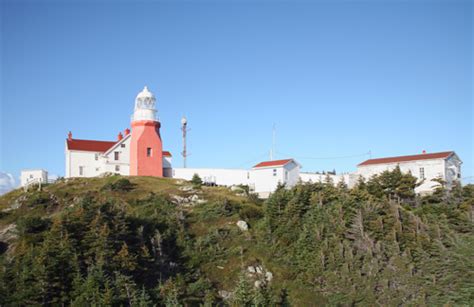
130, 86, 164, 177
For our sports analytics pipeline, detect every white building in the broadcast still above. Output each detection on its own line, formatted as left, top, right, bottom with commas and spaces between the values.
356, 151, 462, 194
172, 159, 301, 198
60, 86, 462, 198
65, 86, 172, 179
250, 159, 300, 198
65, 132, 173, 178
20, 169, 48, 187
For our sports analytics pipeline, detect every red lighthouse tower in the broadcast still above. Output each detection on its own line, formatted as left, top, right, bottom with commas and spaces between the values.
130, 86, 163, 177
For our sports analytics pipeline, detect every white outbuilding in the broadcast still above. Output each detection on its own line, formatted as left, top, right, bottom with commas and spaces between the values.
20, 169, 48, 187
356, 151, 462, 194
250, 159, 301, 198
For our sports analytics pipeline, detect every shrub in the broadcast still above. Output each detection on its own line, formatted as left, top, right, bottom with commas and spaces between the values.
25, 191, 50, 207
239, 204, 264, 220
102, 178, 133, 192
191, 174, 203, 187
17, 216, 51, 234
248, 193, 261, 204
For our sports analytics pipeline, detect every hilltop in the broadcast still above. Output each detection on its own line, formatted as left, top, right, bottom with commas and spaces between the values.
0, 171, 473, 306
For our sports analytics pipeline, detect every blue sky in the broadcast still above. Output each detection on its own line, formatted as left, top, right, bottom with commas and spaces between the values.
1, 0, 472, 189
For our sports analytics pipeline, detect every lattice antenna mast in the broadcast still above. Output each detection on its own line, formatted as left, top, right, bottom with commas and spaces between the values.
181, 117, 189, 168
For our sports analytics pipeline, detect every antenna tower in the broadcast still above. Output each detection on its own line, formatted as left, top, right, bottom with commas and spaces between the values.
181, 117, 189, 168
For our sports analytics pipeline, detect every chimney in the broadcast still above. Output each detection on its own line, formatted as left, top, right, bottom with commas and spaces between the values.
118, 132, 123, 141
124, 128, 130, 136
68, 131, 72, 141
422, 150, 426, 154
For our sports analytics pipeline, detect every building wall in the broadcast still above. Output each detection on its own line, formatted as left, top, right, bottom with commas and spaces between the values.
250, 167, 283, 197
130, 120, 163, 177
20, 170, 48, 187
102, 136, 131, 176
284, 161, 300, 188
163, 156, 172, 169
251, 162, 300, 197
67, 150, 104, 178
173, 164, 300, 198
66, 135, 172, 178
173, 168, 250, 186
163, 156, 172, 177
356, 159, 447, 194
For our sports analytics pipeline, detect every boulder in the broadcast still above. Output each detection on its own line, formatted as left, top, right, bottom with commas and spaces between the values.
218, 290, 232, 300
265, 271, 273, 282
0, 224, 17, 243
179, 185, 194, 192
236, 220, 249, 231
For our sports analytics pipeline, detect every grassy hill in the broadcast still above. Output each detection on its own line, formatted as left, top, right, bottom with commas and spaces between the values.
0, 171, 473, 306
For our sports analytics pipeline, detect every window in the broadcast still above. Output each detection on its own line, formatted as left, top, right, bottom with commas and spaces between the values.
79, 166, 84, 176
273, 169, 277, 177
29, 174, 33, 179
114, 152, 119, 160
247, 172, 250, 179
419, 167, 425, 179
115, 165, 120, 172
95, 168, 99, 172
285, 170, 288, 180
121, 144, 126, 148
95, 153, 99, 161
147, 147, 152, 157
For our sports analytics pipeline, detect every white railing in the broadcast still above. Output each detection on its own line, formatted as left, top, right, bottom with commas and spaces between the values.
23, 178, 57, 192
23, 178, 42, 192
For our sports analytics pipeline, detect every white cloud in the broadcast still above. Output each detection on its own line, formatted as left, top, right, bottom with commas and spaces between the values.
0, 172, 17, 196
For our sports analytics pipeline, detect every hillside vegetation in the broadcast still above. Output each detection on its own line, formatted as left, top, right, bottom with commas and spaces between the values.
0, 168, 473, 306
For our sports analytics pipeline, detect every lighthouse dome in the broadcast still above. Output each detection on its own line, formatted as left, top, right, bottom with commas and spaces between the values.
135, 86, 156, 109
132, 86, 158, 122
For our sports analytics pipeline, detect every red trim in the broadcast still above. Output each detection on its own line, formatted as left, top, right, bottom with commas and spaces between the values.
253, 159, 293, 168
132, 120, 160, 127
358, 151, 454, 166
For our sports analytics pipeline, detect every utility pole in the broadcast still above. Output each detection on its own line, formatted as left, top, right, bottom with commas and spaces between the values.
181, 116, 189, 168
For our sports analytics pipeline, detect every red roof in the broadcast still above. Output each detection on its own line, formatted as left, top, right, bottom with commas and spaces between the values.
66, 139, 116, 152
253, 159, 293, 168
358, 151, 454, 166
163, 151, 172, 157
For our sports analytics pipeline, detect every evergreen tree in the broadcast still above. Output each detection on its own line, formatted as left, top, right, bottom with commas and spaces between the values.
191, 174, 203, 187
232, 273, 253, 306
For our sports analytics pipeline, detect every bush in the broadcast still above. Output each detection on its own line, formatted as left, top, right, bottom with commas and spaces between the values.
102, 178, 134, 192
17, 216, 51, 234
239, 204, 264, 220
25, 191, 50, 207
191, 174, 203, 187
248, 193, 262, 204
